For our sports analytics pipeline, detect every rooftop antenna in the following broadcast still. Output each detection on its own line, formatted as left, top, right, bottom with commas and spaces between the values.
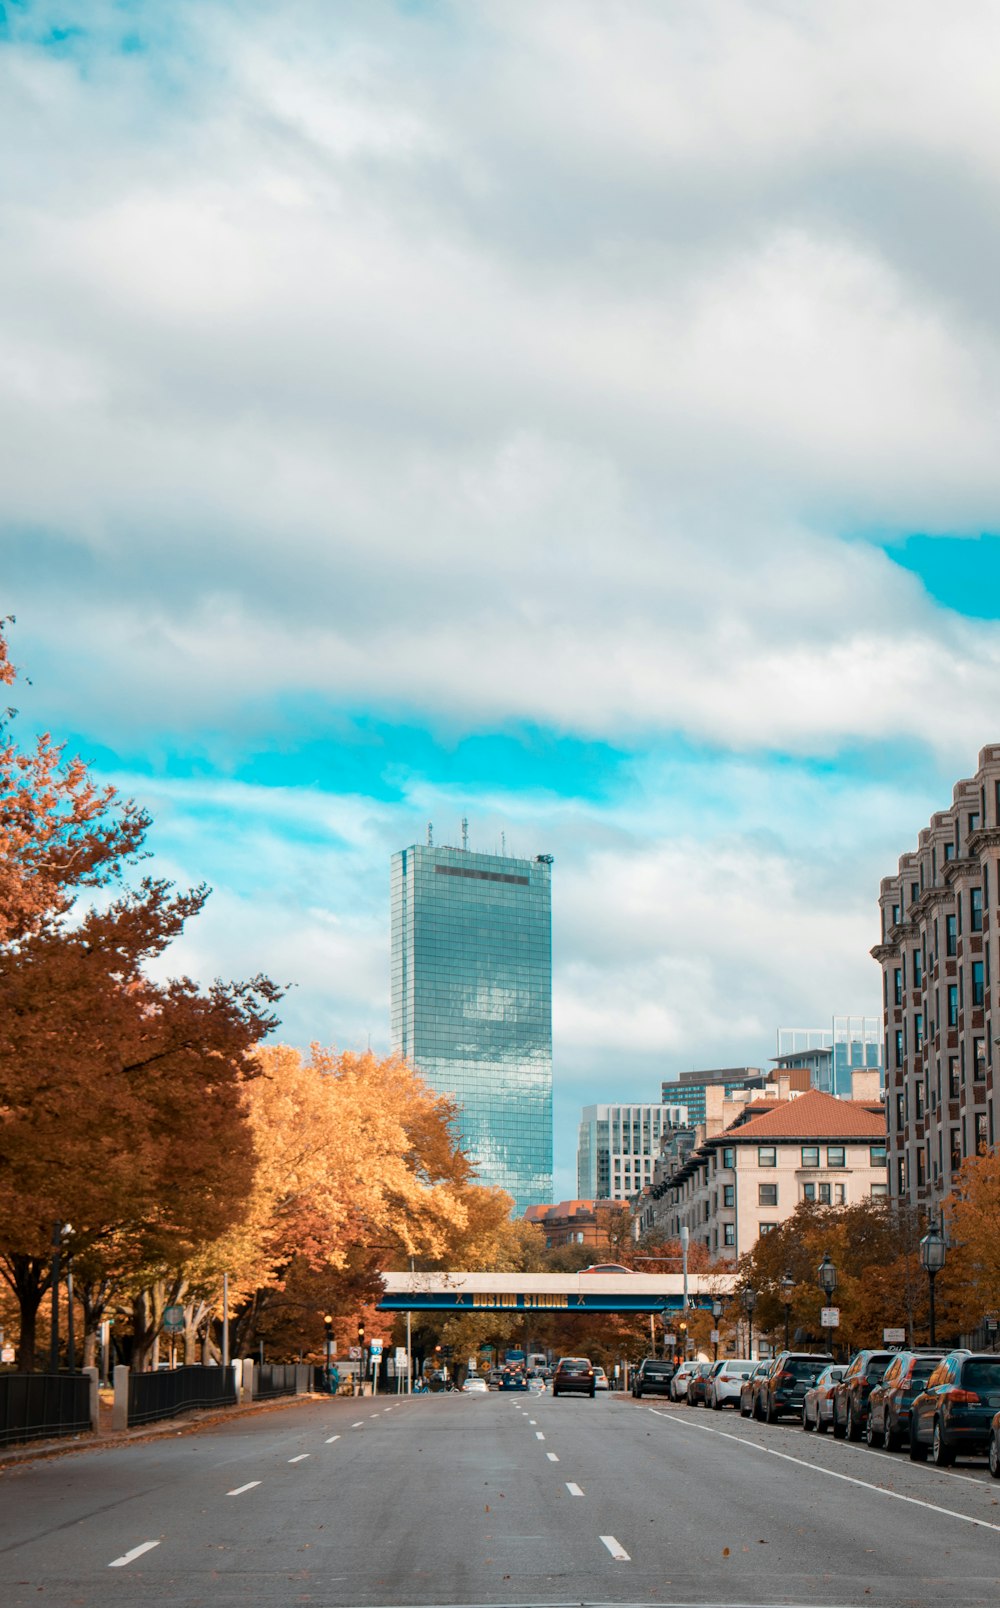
461, 816, 469, 851
501, 831, 506, 857
427, 821, 433, 847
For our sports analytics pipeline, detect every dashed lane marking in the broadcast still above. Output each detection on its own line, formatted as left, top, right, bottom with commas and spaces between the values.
535, 1431, 545, 1440
546, 1452, 560, 1462
648, 1410, 1000, 1535
288, 1454, 310, 1463
325, 1435, 341, 1443
227, 1482, 261, 1496
600, 1534, 630, 1561
352, 1421, 365, 1428
566, 1482, 584, 1496
108, 1542, 160, 1569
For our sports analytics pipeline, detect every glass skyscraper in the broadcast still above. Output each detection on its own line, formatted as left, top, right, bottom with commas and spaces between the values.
390, 841, 553, 1214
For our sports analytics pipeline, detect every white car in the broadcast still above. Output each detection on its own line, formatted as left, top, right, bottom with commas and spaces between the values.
593, 1367, 609, 1392
708, 1359, 756, 1409
670, 1360, 700, 1401
462, 1376, 489, 1393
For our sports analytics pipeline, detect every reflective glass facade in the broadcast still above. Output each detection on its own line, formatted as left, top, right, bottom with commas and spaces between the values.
390, 843, 553, 1214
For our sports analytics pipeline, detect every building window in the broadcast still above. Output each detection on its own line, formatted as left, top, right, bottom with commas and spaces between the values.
896, 1091, 905, 1131
801, 1146, 820, 1168
977, 1113, 988, 1152
758, 1147, 777, 1168
871, 1182, 888, 1198
915, 1013, 924, 1050
723, 1223, 735, 1246
951, 1128, 962, 1172
827, 1146, 846, 1168
723, 1183, 735, 1207
892, 903, 901, 925
802, 1182, 816, 1202
949, 1056, 960, 1098
970, 812, 981, 835
818, 1182, 832, 1205
975, 1038, 986, 1080
722, 1146, 735, 1169
948, 984, 959, 1026
945, 842, 955, 863
759, 1223, 776, 1235
947, 916, 957, 957
758, 1183, 778, 1207
895, 1029, 904, 1068
834, 1183, 846, 1205
972, 887, 984, 932
894, 968, 903, 1005
914, 950, 923, 988
870, 1144, 887, 1167
972, 960, 985, 1007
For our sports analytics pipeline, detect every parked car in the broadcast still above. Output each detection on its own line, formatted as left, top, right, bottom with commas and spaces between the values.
670, 1360, 700, 1401
688, 1361, 716, 1407
831, 1349, 894, 1440
990, 1411, 1000, 1479
739, 1361, 771, 1417
708, 1358, 755, 1409
552, 1356, 596, 1398
631, 1358, 675, 1398
593, 1366, 609, 1392
757, 1352, 833, 1423
800, 1365, 844, 1433
867, 1351, 946, 1450
910, 1351, 1000, 1465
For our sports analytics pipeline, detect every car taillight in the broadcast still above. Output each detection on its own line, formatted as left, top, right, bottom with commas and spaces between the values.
945, 1388, 980, 1405
779, 1371, 795, 1384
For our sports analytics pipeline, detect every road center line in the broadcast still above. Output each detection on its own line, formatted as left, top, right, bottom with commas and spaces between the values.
352, 1421, 364, 1428
288, 1454, 310, 1463
566, 1482, 584, 1496
528, 1419, 537, 1424
546, 1452, 560, 1462
108, 1541, 160, 1569
535, 1431, 545, 1440
600, 1534, 631, 1561
227, 1481, 261, 1496
648, 1411, 1000, 1534
325, 1435, 341, 1443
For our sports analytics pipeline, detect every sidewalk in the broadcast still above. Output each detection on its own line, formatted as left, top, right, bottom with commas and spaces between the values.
0, 1388, 328, 1470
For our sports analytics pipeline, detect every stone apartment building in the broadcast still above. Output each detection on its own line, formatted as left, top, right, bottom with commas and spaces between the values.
636, 1071, 887, 1259
872, 745, 1000, 1214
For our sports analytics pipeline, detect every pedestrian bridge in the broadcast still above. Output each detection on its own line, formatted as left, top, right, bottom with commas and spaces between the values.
377, 1270, 737, 1314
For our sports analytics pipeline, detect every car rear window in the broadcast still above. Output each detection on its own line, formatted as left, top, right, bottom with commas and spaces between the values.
644, 1362, 672, 1374
559, 1359, 590, 1371
909, 1360, 939, 1384
962, 1360, 1000, 1392
785, 1359, 827, 1381
865, 1355, 892, 1380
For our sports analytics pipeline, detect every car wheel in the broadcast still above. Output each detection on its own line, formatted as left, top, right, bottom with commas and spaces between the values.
740, 1399, 749, 1417
865, 1414, 876, 1447
589, 1387, 596, 1398
815, 1414, 828, 1435
766, 1397, 776, 1425
802, 1405, 812, 1432
712, 1394, 721, 1411
833, 1406, 846, 1439
846, 1403, 861, 1443
635, 1387, 642, 1398
909, 1426, 928, 1461
989, 1431, 1000, 1481
931, 1421, 954, 1467
884, 1418, 900, 1453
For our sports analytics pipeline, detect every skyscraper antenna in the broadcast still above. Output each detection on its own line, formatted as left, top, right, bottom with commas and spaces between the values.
501, 831, 506, 856
461, 816, 469, 851
427, 821, 433, 847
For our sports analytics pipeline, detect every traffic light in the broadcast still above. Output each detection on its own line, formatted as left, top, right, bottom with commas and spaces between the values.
324, 1314, 333, 1340
357, 1320, 365, 1347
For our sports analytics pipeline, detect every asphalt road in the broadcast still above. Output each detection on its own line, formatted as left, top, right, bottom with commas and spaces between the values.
2, 1388, 1000, 1608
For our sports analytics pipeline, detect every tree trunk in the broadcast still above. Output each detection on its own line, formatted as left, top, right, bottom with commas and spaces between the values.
3, 1253, 50, 1372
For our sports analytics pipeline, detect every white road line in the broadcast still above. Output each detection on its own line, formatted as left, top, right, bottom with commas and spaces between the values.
535, 1431, 545, 1440
352, 1421, 364, 1428
600, 1534, 631, 1561
546, 1452, 560, 1462
227, 1481, 261, 1496
370, 1411, 380, 1416
288, 1454, 310, 1463
108, 1541, 160, 1569
528, 1419, 537, 1425
566, 1482, 584, 1496
648, 1411, 1000, 1535
325, 1434, 341, 1443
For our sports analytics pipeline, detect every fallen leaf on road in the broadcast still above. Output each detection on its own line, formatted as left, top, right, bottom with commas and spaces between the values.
722, 1547, 730, 1557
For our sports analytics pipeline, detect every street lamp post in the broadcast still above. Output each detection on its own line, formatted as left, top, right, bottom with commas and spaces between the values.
712, 1299, 723, 1362
920, 1217, 947, 1346
780, 1271, 795, 1353
817, 1252, 837, 1356
742, 1285, 757, 1359
49, 1222, 72, 1375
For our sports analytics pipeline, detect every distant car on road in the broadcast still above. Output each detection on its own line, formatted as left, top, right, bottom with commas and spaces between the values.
867, 1351, 945, 1450
581, 1263, 634, 1274
553, 1357, 596, 1398
462, 1376, 488, 1393
631, 1358, 675, 1398
498, 1370, 528, 1392
800, 1365, 844, 1433
593, 1366, 609, 1392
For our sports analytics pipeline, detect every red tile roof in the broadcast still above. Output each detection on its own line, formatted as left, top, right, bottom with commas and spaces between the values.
717, 1088, 886, 1141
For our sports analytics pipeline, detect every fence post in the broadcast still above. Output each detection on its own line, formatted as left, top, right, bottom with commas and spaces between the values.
242, 1357, 255, 1402
112, 1365, 129, 1432
295, 1364, 309, 1395
84, 1366, 100, 1434
232, 1359, 243, 1405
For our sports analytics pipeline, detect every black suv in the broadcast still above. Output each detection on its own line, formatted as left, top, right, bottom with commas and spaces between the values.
756, 1352, 833, 1423
910, 1351, 1000, 1465
553, 1357, 596, 1398
631, 1358, 676, 1398
866, 1350, 946, 1450
832, 1349, 894, 1440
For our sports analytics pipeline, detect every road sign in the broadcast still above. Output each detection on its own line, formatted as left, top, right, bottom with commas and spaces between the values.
369, 1338, 384, 1356
348, 1345, 362, 1359
162, 1305, 185, 1333
1, 1346, 14, 1364
664, 1332, 676, 1345
820, 1306, 840, 1328
883, 1327, 906, 1345
710, 1329, 720, 1343
395, 1347, 408, 1370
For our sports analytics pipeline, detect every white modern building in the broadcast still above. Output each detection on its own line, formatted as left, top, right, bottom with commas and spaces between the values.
577, 1101, 689, 1202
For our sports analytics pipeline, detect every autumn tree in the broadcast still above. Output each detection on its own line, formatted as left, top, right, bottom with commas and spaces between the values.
946, 1147, 1000, 1327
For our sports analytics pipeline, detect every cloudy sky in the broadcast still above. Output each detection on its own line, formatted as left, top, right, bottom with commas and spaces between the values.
3, 1, 1000, 1196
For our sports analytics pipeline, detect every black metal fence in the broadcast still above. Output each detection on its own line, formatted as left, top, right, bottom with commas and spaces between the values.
254, 1363, 299, 1400
128, 1364, 236, 1428
0, 1372, 92, 1448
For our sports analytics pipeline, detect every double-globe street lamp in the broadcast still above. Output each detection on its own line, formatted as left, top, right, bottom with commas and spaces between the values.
920, 1217, 948, 1346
